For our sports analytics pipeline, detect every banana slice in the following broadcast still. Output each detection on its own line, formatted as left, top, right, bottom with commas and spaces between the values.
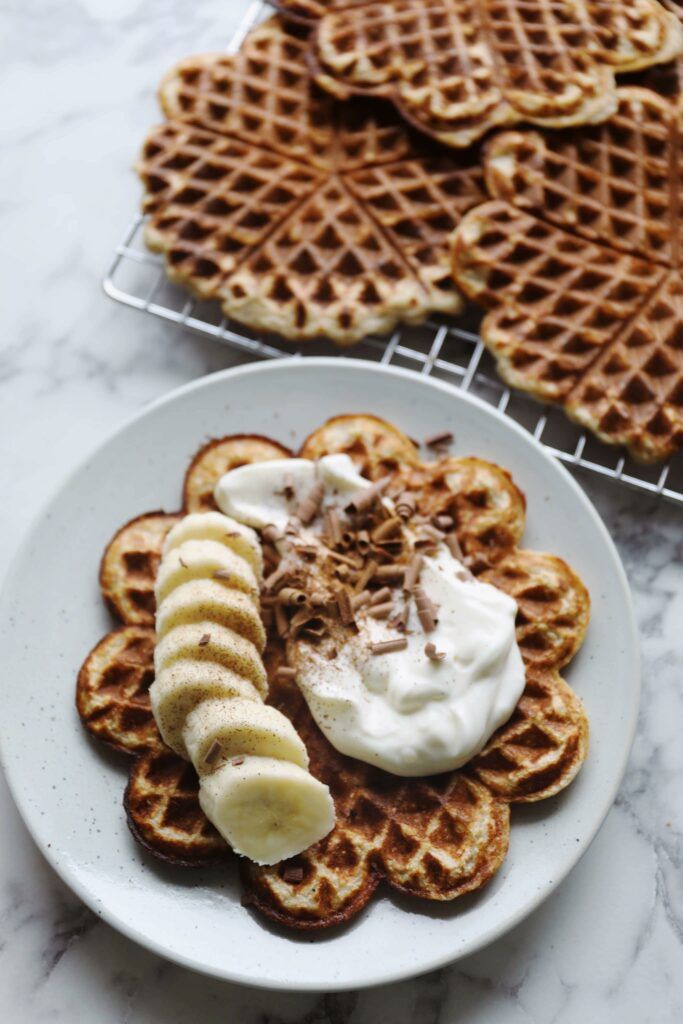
155, 539, 259, 606
156, 579, 266, 651
184, 698, 309, 774
154, 621, 267, 694
151, 660, 263, 757
163, 512, 263, 579
198, 756, 336, 865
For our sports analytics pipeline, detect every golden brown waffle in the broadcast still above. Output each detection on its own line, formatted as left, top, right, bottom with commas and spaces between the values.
100, 513, 181, 625
138, 17, 488, 345
76, 416, 589, 929
305, 0, 682, 148
452, 87, 683, 462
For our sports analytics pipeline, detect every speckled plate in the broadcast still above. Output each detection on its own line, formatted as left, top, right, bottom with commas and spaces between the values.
0, 359, 639, 991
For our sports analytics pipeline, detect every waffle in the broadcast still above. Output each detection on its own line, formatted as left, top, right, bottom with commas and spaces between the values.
305, 0, 683, 149
76, 415, 589, 929
138, 17, 488, 345
452, 87, 683, 462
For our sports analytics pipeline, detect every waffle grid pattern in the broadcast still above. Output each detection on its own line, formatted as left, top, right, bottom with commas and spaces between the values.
102, 0, 683, 504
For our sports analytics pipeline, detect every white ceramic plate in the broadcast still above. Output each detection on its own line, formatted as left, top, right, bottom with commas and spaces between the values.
0, 359, 639, 991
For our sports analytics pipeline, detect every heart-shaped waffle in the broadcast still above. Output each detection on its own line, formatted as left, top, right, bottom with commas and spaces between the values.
76, 415, 589, 929
452, 86, 683, 462
138, 17, 489, 345
297, 0, 682, 148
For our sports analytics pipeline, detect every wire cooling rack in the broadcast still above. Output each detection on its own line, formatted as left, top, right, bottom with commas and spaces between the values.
103, 0, 683, 509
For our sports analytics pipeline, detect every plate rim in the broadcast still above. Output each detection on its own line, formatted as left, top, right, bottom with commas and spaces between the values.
0, 357, 640, 991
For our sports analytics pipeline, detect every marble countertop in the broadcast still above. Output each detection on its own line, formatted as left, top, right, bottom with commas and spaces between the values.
1, 0, 682, 1020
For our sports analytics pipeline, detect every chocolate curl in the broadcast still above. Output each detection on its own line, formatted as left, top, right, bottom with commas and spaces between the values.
354, 558, 378, 594
204, 739, 223, 766
395, 492, 416, 520
389, 604, 409, 632
281, 472, 295, 500
335, 587, 355, 626
282, 864, 304, 884
424, 642, 446, 662
356, 529, 371, 555
275, 604, 289, 638
371, 516, 402, 543
344, 475, 391, 515
403, 553, 424, 593
290, 610, 327, 639
372, 564, 405, 584
370, 586, 391, 606
413, 585, 438, 633
324, 507, 343, 547
198, 633, 211, 647
445, 533, 465, 561
263, 562, 290, 593
416, 524, 445, 546
262, 523, 282, 544
425, 430, 454, 449
434, 514, 454, 531
275, 666, 297, 681
367, 601, 393, 619
277, 587, 308, 606
370, 638, 408, 655
296, 480, 325, 525
351, 590, 371, 612
327, 549, 363, 569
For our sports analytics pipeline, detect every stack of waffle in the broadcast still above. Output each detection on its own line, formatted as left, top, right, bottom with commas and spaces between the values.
137, 1, 683, 461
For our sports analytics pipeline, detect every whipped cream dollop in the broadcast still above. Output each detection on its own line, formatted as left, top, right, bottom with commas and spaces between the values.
214, 456, 525, 777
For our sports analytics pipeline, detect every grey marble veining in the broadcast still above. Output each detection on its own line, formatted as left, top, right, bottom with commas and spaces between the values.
1, 1, 682, 1020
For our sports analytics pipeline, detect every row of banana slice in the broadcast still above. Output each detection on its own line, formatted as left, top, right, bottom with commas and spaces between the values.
149, 511, 335, 866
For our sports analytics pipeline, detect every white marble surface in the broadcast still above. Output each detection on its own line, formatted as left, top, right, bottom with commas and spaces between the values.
1, 0, 682, 1019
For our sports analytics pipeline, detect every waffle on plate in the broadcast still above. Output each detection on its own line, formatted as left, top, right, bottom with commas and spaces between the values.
77, 415, 590, 930
282, 0, 683, 148
452, 86, 683, 462
137, 16, 494, 345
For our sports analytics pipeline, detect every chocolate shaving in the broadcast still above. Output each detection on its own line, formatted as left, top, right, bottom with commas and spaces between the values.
403, 553, 424, 593
281, 472, 295, 500
296, 480, 325, 525
395, 492, 416, 520
231, 756, 245, 767
324, 508, 342, 547
262, 524, 282, 544
326, 549, 363, 569
424, 642, 446, 662
351, 590, 371, 611
370, 586, 391, 606
389, 604, 409, 632
372, 564, 405, 584
178, 556, 188, 569
277, 587, 308, 606
344, 475, 391, 515
425, 430, 454, 448
367, 601, 393, 619
417, 523, 445, 544
413, 586, 437, 633
263, 562, 290, 592
282, 865, 305, 884
434, 514, 454, 531
275, 604, 289, 638
198, 633, 211, 647
335, 587, 355, 626
356, 529, 371, 554
371, 516, 402, 543
275, 666, 297, 681
370, 638, 408, 655
354, 558, 378, 594
204, 739, 223, 766
445, 533, 465, 561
